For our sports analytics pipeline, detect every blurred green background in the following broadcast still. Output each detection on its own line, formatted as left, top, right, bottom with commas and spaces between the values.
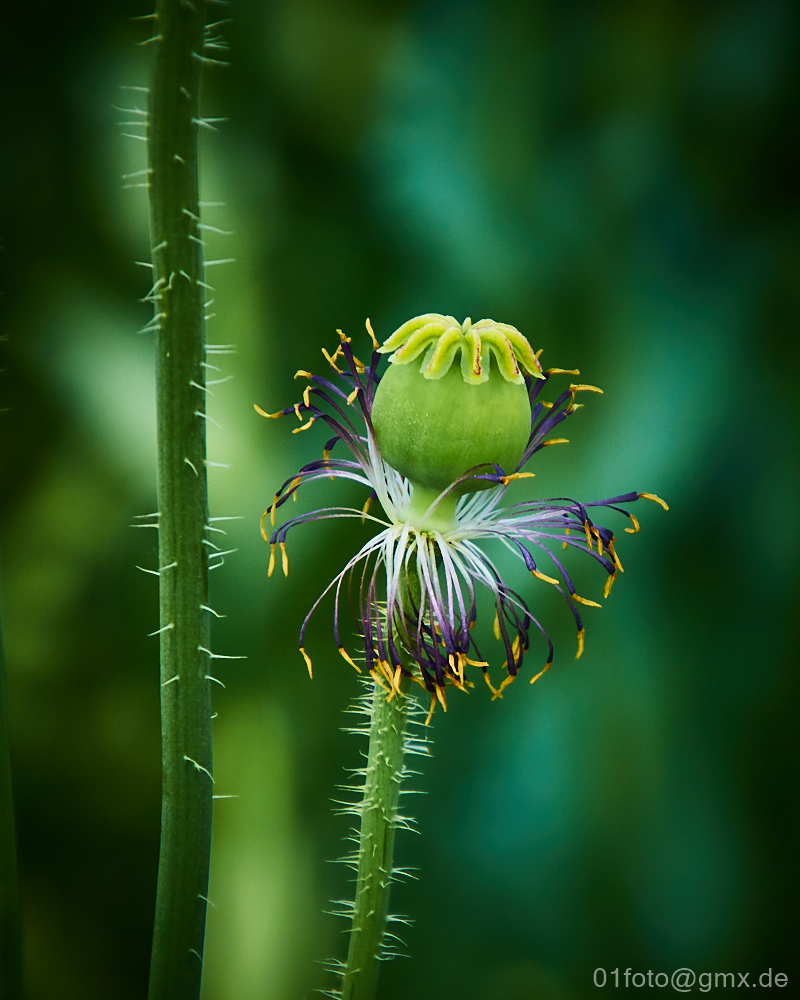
1, 1, 798, 997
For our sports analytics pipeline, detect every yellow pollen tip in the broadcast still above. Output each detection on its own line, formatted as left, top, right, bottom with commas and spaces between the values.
365, 317, 379, 349
570, 383, 603, 394
267, 543, 275, 577
254, 403, 282, 419
493, 613, 501, 641
435, 685, 448, 711
293, 370, 312, 380
424, 693, 436, 726
370, 668, 392, 695
346, 387, 359, 405
338, 647, 361, 673
303, 385, 311, 407
321, 347, 343, 373
542, 438, 569, 447
575, 628, 585, 660
495, 674, 516, 698
299, 647, 313, 678
260, 509, 272, 543
539, 400, 554, 409
280, 541, 289, 576
639, 492, 669, 511
465, 656, 488, 667
584, 522, 593, 550
482, 671, 499, 697
500, 471, 536, 486
544, 368, 580, 376
571, 593, 602, 608
292, 416, 315, 434
532, 569, 559, 586
270, 495, 277, 527
529, 661, 552, 685
603, 572, 617, 599
624, 514, 641, 534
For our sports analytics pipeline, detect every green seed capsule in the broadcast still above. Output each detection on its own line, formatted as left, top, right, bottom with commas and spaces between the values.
372, 315, 543, 504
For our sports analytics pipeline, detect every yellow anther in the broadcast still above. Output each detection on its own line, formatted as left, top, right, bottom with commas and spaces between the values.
254, 403, 282, 419
293, 403, 303, 421
624, 514, 641, 534
292, 416, 315, 434
499, 471, 536, 486
287, 476, 301, 501
300, 647, 313, 678
571, 593, 602, 608
424, 693, 436, 726
294, 369, 312, 380
544, 368, 580, 376
465, 656, 489, 667
542, 438, 569, 447
336, 329, 351, 344
562, 527, 570, 550
494, 674, 516, 699
280, 541, 289, 576
378, 659, 394, 687
529, 661, 552, 685
435, 685, 448, 711
535, 348, 544, 359
570, 383, 603, 394
321, 347, 343, 373
270, 495, 278, 526
575, 628, 585, 660
338, 647, 361, 673
346, 387, 359, 405
603, 571, 617, 599
639, 492, 669, 511
609, 545, 624, 573
365, 317, 379, 349
482, 671, 499, 697
584, 521, 593, 551
303, 385, 311, 408
532, 569, 559, 586
267, 542, 276, 577
539, 400, 554, 410
370, 668, 392, 695
493, 613, 501, 641
260, 508, 272, 542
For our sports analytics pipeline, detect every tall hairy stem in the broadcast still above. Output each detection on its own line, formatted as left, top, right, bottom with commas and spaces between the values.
341, 679, 410, 1000
146, 2, 213, 998
0, 617, 23, 1000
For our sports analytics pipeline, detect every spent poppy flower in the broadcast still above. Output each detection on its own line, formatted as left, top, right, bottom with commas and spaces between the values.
258, 314, 666, 723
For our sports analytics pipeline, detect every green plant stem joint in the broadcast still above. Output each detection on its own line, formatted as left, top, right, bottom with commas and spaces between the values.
371, 314, 544, 531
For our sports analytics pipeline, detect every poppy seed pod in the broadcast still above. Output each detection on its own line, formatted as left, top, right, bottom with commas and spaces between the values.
371, 315, 543, 500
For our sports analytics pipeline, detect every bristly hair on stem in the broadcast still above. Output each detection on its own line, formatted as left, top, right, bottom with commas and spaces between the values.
322, 676, 430, 1000
141, 2, 231, 999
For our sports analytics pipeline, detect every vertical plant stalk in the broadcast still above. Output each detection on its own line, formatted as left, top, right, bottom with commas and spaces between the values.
146, 2, 212, 999
0, 617, 23, 1000
341, 679, 410, 1000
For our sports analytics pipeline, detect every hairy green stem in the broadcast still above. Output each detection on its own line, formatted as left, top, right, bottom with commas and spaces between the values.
341, 678, 410, 1000
146, 2, 213, 998
0, 617, 23, 1000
